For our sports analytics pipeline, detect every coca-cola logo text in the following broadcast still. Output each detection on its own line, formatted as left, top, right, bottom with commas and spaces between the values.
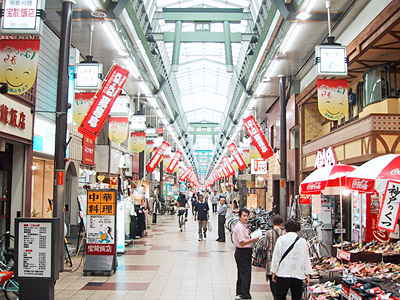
390, 168, 400, 176
307, 182, 322, 190
351, 179, 369, 190
372, 229, 390, 243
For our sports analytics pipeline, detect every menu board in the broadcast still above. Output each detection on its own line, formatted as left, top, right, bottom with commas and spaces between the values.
18, 222, 51, 278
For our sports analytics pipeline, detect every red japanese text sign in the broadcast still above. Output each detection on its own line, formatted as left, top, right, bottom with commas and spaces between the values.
82, 137, 95, 166
220, 162, 230, 177
167, 151, 182, 173
243, 115, 273, 160
378, 180, 400, 232
179, 167, 193, 181
222, 156, 235, 176
78, 64, 129, 140
146, 141, 170, 173
227, 143, 247, 171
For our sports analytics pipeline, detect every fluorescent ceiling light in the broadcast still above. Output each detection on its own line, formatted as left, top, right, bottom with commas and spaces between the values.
87, 0, 100, 11
296, 11, 311, 20
304, 0, 319, 13
280, 23, 302, 55
124, 58, 140, 79
102, 22, 128, 57
263, 59, 280, 81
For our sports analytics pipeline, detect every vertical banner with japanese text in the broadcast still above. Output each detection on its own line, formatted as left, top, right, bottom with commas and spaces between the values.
130, 131, 146, 153
167, 151, 182, 173
146, 141, 170, 173
222, 156, 235, 176
244, 115, 273, 160
317, 79, 348, 121
179, 167, 193, 182
108, 117, 128, 144
227, 143, 247, 170
86, 190, 116, 255
0, 39, 40, 95
82, 137, 95, 166
78, 64, 129, 140
378, 181, 400, 232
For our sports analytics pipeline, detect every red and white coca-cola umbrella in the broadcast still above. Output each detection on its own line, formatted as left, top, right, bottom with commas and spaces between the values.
300, 164, 358, 195
346, 154, 400, 194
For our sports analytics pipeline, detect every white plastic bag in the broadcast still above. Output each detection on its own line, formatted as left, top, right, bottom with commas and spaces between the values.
208, 221, 212, 231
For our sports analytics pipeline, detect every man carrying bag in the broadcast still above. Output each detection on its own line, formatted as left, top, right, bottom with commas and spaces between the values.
270, 219, 313, 300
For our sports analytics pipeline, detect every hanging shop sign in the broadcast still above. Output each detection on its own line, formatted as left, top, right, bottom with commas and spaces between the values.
1, 0, 46, 35
228, 143, 247, 171
129, 131, 146, 153
130, 115, 147, 131
251, 159, 267, 175
167, 151, 182, 173
108, 116, 128, 144
74, 92, 95, 126
314, 146, 337, 169
222, 156, 235, 176
317, 79, 348, 121
82, 137, 95, 166
378, 180, 400, 232
146, 141, 170, 173
0, 39, 40, 95
0, 94, 33, 141
110, 94, 129, 116
78, 64, 129, 141
157, 127, 164, 135
315, 45, 348, 76
244, 115, 273, 160
75, 63, 103, 90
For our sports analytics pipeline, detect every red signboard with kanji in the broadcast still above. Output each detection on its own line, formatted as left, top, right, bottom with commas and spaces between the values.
82, 137, 95, 166
222, 156, 235, 176
243, 115, 273, 160
78, 64, 129, 140
146, 141, 170, 173
227, 143, 247, 171
166, 151, 182, 173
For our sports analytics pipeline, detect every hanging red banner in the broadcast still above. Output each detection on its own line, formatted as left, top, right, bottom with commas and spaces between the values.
78, 64, 129, 140
167, 151, 182, 173
145, 141, 170, 173
82, 136, 95, 166
243, 115, 273, 160
228, 143, 247, 171
222, 156, 235, 176
220, 162, 230, 177
179, 167, 193, 181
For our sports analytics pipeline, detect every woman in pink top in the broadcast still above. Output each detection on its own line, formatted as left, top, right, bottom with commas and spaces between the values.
232, 208, 260, 300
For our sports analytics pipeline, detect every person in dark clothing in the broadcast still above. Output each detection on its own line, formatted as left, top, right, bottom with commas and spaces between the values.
177, 193, 189, 220
216, 197, 227, 242
194, 193, 209, 241
191, 194, 198, 216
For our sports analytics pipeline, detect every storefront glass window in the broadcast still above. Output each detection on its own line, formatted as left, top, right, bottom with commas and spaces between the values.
364, 68, 383, 105
31, 158, 54, 218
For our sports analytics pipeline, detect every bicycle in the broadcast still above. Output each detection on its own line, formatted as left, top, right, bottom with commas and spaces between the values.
177, 208, 187, 232
0, 233, 18, 300
299, 223, 330, 261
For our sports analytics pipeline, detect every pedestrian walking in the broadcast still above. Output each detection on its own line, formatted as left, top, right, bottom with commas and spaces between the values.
211, 190, 219, 213
194, 193, 209, 241
271, 219, 313, 300
232, 208, 260, 300
216, 197, 227, 242
264, 215, 285, 298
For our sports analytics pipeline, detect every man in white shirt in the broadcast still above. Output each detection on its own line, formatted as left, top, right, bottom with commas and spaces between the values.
270, 219, 313, 300
211, 190, 219, 213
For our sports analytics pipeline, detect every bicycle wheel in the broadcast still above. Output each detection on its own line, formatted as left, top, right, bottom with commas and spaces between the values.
317, 243, 330, 258
4, 278, 19, 300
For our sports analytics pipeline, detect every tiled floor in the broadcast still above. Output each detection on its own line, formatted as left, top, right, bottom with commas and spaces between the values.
54, 210, 274, 300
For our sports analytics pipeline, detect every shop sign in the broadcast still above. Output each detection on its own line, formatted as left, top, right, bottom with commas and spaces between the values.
317, 79, 348, 121
228, 143, 247, 171
1, 0, 45, 35
167, 151, 182, 173
157, 127, 163, 135
244, 115, 273, 160
73, 92, 95, 126
314, 146, 336, 169
82, 137, 95, 166
315, 45, 348, 76
146, 141, 170, 173
222, 156, 235, 176
86, 190, 116, 255
0, 39, 40, 95
108, 116, 128, 144
378, 180, 400, 232
129, 131, 146, 153
78, 64, 129, 141
130, 115, 147, 131
0, 94, 32, 140
75, 63, 102, 90
299, 194, 311, 205
251, 159, 267, 175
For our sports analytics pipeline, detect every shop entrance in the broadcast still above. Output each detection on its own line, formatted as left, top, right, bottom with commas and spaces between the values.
0, 143, 13, 236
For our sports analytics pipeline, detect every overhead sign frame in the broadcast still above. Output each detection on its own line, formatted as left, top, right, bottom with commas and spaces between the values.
315, 45, 348, 76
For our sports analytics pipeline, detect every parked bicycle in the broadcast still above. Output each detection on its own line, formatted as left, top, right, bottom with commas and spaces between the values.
299, 221, 330, 261
0, 232, 18, 300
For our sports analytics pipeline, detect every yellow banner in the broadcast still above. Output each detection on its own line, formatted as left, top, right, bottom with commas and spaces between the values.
108, 117, 128, 144
74, 93, 95, 126
317, 79, 348, 120
130, 132, 146, 153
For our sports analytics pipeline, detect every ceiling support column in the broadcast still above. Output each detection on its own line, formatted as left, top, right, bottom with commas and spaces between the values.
171, 20, 182, 72
223, 20, 233, 73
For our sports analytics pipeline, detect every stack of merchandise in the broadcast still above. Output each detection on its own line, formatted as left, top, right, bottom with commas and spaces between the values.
342, 276, 400, 300
345, 262, 400, 283
307, 282, 342, 300
313, 257, 343, 272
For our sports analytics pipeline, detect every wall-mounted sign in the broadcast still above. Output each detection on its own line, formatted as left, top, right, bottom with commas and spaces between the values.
314, 146, 336, 169
244, 115, 273, 160
146, 141, 170, 173
78, 64, 129, 140
0, 39, 40, 95
33, 118, 55, 155
315, 45, 348, 76
82, 137, 95, 166
130, 115, 147, 131
75, 63, 102, 90
251, 159, 267, 174
317, 79, 348, 121
1, 0, 45, 35
108, 116, 128, 144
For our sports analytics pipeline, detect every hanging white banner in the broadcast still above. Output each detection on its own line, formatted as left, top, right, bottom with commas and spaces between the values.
378, 180, 400, 232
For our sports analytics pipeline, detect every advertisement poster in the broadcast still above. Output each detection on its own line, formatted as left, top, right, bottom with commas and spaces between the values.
129, 131, 146, 153
317, 79, 348, 121
73, 92, 95, 126
0, 39, 40, 95
108, 116, 128, 144
78, 64, 129, 140
244, 115, 273, 160
18, 222, 51, 278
